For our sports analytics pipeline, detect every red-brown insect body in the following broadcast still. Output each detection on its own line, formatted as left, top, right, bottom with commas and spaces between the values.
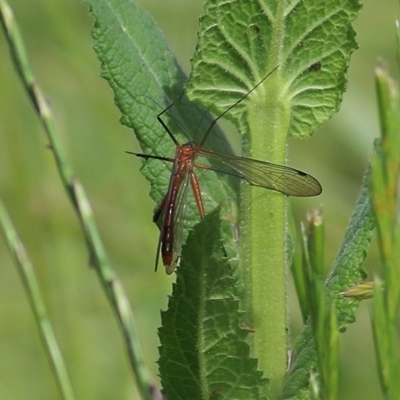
155, 142, 205, 274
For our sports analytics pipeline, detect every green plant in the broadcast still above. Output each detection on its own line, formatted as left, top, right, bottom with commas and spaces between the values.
370, 61, 400, 399
1, 0, 400, 399
83, 0, 362, 398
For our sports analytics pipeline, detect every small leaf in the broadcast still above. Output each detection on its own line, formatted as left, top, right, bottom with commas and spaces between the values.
158, 210, 267, 400
187, 0, 361, 138
340, 281, 374, 300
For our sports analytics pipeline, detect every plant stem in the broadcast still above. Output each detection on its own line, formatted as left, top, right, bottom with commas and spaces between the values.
243, 74, 290, 398
0, 198, 76, 400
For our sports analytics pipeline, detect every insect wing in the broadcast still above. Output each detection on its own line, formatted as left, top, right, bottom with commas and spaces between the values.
170, 168, 191, 273
197, 148, 322, 197
153, 198, 166, 271
155, 163, 191, 274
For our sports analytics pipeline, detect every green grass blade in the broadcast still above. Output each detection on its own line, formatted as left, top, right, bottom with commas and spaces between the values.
322, 303, 339, 400
158, 209, 267, 400
371, 278, 390, 396
296, 209, 339, 399
370, 63, 400, 399
0, 0, 73, 181
290, 212, 310, 323
0, 1, 153, 398
0, 198, 76, 400
72, 180, 154, 400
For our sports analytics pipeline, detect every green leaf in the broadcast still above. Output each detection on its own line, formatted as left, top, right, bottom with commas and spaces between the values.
283, 167, 374, 398
83, 0, 239, 257
158, 210, 267, 400
187, 0, 361, 138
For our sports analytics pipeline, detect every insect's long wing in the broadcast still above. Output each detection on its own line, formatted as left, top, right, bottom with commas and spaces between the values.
154, 162, 191, 274
169, 168, 191, 273
197, 148, 322, 197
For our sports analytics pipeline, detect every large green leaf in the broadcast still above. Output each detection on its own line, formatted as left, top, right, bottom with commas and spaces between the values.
83, 0, 239, 257
187, 0, 361, 138
158, 210, 267, 400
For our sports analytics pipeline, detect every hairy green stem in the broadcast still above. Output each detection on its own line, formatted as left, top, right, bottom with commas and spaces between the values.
243, 74, 290, 398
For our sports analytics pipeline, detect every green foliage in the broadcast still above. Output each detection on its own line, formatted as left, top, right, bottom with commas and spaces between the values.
83, 0, 241, 279
286, 168, 374, 398
4, 0, 391, 399
83, 0, 238, 221
84, 0, 363, 398
185, 1, 361, 397
187, 0, 361, 138
370, 62, 400, 398
297, 209, 339, 399
159, 210, 266, 400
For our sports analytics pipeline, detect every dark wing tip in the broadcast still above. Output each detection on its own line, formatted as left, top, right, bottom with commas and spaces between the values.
295, 173, 322, 197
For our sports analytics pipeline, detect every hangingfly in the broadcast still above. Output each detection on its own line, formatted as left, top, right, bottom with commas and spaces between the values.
128, 68, 322, 274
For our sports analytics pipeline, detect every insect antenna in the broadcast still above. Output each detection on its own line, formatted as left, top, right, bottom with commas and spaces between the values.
138, 93, 186, 147
199, 66, 279, 147
125, 151, 175, 163
156, 91, 217, 144
156, 91, 186, 146
126, 91, 190, 161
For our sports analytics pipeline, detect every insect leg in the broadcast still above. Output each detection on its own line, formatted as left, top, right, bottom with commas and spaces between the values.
189, 171, 205, 218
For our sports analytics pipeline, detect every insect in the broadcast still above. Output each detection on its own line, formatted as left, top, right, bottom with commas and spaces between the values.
128, 68, 322, 274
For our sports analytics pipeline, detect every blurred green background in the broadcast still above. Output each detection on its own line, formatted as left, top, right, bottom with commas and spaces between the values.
0, 0, 397, 398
